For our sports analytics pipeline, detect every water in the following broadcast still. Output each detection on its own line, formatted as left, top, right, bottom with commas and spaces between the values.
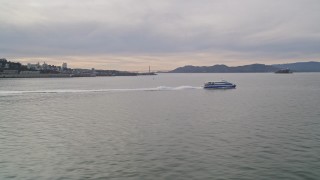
1, 73, 320, 180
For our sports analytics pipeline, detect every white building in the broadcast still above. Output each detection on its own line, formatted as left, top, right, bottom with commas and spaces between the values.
42, 62, 48, 70
20, 71, 40, 74
27, 63, 41, 70
62, 62, 67, 70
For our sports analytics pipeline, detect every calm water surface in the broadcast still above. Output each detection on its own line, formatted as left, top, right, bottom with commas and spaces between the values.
1, 73, 320, 180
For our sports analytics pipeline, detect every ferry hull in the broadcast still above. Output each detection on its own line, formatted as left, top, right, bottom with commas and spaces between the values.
204, 85, 236, 89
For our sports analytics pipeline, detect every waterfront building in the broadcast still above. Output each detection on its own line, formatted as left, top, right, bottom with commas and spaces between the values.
42, 62, 48, 70
20, 71, 40, 74
3, 70, 18, 74
62, 63, 67, 70
0, 59, 7, 68
27, 63, 41, 70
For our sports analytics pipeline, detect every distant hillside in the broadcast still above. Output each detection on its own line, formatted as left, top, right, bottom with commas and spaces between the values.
169, 61, 320, 73
273, 61, 320, 72
169, 64, 278, 73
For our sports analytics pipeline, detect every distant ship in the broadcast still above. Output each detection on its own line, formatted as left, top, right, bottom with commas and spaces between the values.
204, 81, 236, 89
275, 69, 293, 74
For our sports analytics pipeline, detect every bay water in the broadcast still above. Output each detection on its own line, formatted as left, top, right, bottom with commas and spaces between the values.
1, 73, 320, 179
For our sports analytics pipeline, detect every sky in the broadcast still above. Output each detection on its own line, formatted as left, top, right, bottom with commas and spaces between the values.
1, 0, 320, 71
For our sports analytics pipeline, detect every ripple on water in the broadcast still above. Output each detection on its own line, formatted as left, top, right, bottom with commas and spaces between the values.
1, 74, 320, 179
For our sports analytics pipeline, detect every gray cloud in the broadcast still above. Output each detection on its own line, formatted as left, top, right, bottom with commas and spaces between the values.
1, 0, 320, 69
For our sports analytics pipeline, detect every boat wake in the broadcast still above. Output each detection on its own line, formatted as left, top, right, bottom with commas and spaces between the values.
0, 86, 202, 96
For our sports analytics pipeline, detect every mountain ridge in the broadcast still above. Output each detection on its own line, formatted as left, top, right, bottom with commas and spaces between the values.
272, 61, 320, 72
169, 61, 320, 73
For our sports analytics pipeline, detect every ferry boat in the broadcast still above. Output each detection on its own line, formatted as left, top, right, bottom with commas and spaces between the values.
204, 81, 236, 89
275, 68, 293, 74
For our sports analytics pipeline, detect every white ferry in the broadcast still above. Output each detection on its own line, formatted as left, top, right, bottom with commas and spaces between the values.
204, 81, 236, 89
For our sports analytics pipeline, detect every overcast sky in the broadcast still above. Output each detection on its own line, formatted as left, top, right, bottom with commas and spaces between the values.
1, 0, 319, 71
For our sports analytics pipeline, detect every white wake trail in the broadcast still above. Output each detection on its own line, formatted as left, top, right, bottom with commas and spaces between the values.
0, 86, 202, 96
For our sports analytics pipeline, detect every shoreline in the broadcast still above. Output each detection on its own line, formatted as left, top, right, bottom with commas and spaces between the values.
0, 73, 157, 78
0, 74, 72, 78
